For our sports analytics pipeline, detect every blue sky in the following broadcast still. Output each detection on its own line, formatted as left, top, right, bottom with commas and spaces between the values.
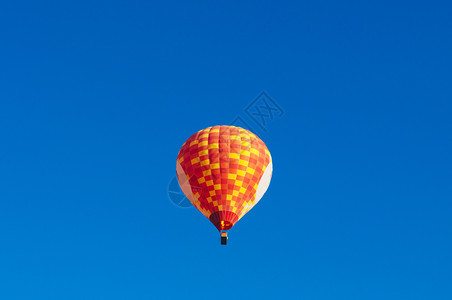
0, 0, 451, 299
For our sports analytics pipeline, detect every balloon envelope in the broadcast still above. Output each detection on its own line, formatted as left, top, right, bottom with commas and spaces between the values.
176, 125, 272, 231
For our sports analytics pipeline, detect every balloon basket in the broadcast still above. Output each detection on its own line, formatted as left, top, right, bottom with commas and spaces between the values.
220, 231, 228, 245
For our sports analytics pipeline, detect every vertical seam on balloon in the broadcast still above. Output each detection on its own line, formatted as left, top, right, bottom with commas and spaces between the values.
183, 133, 195, 206
218, 125, 223, 215
243, 129, 255, 219
201, 127, 212, 217
189, 129, 202, 211
195, 127, 211, 216
236, 128, 243, 219
238, 128, 250, 219
207, 126, 216, 217
227, 125, 231, 216
217, 126, 221, 213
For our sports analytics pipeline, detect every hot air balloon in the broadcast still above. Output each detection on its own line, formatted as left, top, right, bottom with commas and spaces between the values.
176, 125, 272, 245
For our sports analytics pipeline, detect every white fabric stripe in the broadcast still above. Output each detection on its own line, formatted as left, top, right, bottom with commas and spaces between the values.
255, 162, 273, 204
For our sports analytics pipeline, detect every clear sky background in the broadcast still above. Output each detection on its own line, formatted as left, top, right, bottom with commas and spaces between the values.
1, 1, 451, 299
